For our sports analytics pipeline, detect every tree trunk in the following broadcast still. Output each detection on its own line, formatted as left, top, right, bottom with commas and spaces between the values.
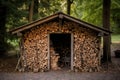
67, 0, 73, 15
0, 5, 7, 55
28, 0, 34, 22
34, 0, 38, 14
102, 0, 111, 63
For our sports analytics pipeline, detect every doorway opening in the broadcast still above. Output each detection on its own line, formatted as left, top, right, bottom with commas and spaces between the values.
49, 33, 71, 70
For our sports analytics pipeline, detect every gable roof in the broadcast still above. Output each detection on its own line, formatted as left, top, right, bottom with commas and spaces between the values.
9, 12, 111, 35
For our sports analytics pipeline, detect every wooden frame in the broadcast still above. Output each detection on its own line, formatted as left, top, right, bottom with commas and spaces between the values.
48, 33, 73, 70
71, 33, 73, 70
48, 34, 50, 70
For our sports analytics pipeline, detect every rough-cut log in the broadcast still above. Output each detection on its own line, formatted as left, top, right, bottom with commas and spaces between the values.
18, 21, 101, 72
50, 47, 61, 70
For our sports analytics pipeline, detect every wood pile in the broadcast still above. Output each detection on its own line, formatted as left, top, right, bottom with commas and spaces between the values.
20, 26, 49, 72
50, 47, 61, 70
18, 21, 101, 72
50, 46, 71, 68
73, 31, 100, 72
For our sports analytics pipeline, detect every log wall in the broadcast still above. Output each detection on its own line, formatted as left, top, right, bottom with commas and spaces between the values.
20, 20, 101, 72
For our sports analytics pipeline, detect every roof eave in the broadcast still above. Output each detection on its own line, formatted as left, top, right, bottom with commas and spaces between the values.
9, 12, 111, 35
9, 13, 59, 35
63, 15, 111, 35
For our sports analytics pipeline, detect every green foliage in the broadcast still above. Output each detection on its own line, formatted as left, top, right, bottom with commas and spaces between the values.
71, 0, 103, 26
38, 0, 66, 18
0, 0, 29, 51
112, 34, 120, 43
111, 0, 120, 34
71, 0, 120, 34
2, 0, 67, 49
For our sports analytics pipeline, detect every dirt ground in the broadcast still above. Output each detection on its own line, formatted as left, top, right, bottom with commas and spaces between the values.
0, 71, 120, 80
0, 55, 120, 73
99, 43, 120, 72
0, 43, 120, 80
0, 57, 18, 72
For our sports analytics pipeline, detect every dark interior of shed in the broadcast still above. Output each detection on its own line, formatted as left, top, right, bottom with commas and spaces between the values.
50, 33, 71, 70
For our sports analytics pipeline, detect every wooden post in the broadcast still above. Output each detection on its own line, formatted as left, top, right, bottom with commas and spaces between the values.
15, 35, 22, 71
48, 34, 50, 70
71, 34, 73, 71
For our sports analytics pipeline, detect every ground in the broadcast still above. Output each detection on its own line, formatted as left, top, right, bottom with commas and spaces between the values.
0, 43, 120, 80
0, 57, 18, 72
0, 71, 120, 80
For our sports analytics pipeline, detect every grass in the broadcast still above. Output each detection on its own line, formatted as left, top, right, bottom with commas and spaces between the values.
112, 34, 120, 43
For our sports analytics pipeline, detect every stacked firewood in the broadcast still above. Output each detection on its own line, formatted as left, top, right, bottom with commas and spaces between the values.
18, 21, 100, 72
73, 30, 100, 72
50, 47, 61, 70
21, 27, 49, 72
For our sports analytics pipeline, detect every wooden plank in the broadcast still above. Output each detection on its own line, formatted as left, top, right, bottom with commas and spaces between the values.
48, 34, 50, 70
71, 33, 73, 70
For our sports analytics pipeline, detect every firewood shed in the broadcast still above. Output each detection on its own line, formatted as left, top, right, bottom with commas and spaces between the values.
10, 12, 111, 72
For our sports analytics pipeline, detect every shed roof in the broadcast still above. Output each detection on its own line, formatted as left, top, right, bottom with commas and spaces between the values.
9, 12, 111, 35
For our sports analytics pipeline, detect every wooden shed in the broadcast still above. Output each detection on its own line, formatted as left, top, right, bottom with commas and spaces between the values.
10, 12, 110, 72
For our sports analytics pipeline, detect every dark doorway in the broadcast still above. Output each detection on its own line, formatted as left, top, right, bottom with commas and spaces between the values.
50, 33, 71, 70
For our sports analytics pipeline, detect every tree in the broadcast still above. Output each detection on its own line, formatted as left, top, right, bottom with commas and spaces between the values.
28, 0, 34, 22
102, 0, 111, 62
0, 5, 7, 55
111, 0, 120, 34
33, 0, 39, 20
67, 0, 73, 15
71, 0, 103, 26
